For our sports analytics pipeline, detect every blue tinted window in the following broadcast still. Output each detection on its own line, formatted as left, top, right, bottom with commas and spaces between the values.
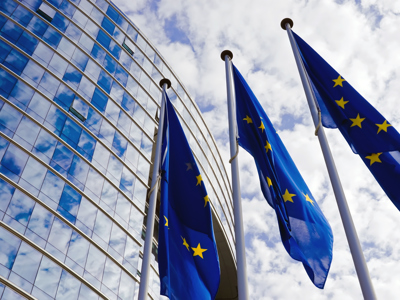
77, 130, 96, 160
33, 129, 57, 161
0, 176, 14, 212
47, 0, 63, 8
45, 105, 67, 135
15, 116, 40, 147
99, 120, 115, 146
65, 22, 81, 42
27, 16, 48, 37
117, 14, 128, 31
35, 256, 63, 298
117, 110, 131, 135
59, 185, 82, 218
0, 69, 17, 97
0, 0, 18, 16
54, 83, 75, 110
109, 40, 121, 60
112, 131, 127, 158
1, 143, 29, 180
89, 86, 107, 114
119, 51, 132, 70
3, 49, 29, 75
90, 43, 106, 64
11, 5, 33, 26
27, 92, 51, 121
59, 0, 76, 18
13, 242, 42, 283
0, 40, 12, 63
95, 0, 108, 11
56, 271, 82, 299
101, 17, 115, 35
51, 12, 69, 32
115, 65, 128, 87
62, 64, 83, 90
6, 189, 35, 226
40, 170, 65, 203
0, 103, 22, 133
0, 15, 6, 31
61, 117, 82, 147
32, 42, 54, 67
68, 155, 89, 188
107, 154, 123, 180
0, 227, 20, 269
51, 142, 74, 174
20, 157, 47, 190
48, 52, 68, 78
70, 96, 89, 121
21, 59, 45, 86
9, 80, 34, 109
16, 31, 38, 55
39, 72, 60, 99
85, 108, 102, 134
71, 48, 89, 71
97, 70, 112, 94
121, 92, 135, 114
106, 5, 119, 22
110, 81, 124, 104
48, 218, 72, 254
42, 26, 62, 48
103, 54, 116, 75
27, 203, 54, 240
96, 30, 111, 49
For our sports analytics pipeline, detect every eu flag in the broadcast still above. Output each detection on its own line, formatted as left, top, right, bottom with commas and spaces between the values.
293, 32, 400, 211
233, 65, 333, 288
158, 93, 220, 299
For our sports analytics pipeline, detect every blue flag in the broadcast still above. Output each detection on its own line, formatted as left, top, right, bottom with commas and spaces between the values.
158, 93, 220, 299
233, 65, 333, 288
293, 32, 400, 211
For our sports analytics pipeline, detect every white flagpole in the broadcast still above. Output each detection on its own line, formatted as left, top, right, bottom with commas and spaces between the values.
221, 50, 249, 300
138, 78, 170, 300
281, 19, 376, 299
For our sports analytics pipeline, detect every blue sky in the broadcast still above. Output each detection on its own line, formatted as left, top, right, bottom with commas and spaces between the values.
113, 0, 400, 298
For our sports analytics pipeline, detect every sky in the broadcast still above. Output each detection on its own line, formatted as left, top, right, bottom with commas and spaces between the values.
111, 0, 400, 298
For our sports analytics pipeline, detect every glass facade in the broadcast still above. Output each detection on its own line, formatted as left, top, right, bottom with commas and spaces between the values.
0, 0, 235, 299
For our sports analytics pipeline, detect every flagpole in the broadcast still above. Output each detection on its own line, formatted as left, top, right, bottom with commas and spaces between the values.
221, 50, 249, 300
138, 78, 170, 300
281, 19, 376, 299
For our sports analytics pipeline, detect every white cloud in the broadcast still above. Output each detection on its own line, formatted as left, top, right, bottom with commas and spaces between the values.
113, 0, 400, 298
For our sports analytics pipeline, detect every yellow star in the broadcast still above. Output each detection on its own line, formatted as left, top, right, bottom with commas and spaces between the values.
335, 97, 349, 109
259, 121, 265, 132
265, 141, 272, 153
204, 195, 210, 207
303, 194, 314, 206
376, 120, 392, 134
181, 237, 190, 251
365, 153, 382, 166
349, 114, 365, 128
266, 177, 272, 187
164, 216, 168, 227
282, 189, 296, 203
243, 115, 253, 124
192, 243, 207, 259
186, 163, 193, 171
333, 75, 346, 87
196, 175, 203, 186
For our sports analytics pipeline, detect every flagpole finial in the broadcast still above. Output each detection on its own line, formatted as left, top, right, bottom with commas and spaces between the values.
281, 18, 294, 30
220, 50, 233, 61
159, 78, 171, 89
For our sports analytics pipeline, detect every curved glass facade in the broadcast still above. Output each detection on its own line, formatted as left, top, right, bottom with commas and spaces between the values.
0, 0, 235, 299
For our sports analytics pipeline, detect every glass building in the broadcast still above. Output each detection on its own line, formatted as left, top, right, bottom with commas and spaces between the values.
0, 0, 237, 299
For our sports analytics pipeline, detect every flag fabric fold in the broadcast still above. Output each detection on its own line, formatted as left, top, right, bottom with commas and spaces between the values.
293, 31, 400, 211
158, 93, 220, 300
233, 65, 333, 289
